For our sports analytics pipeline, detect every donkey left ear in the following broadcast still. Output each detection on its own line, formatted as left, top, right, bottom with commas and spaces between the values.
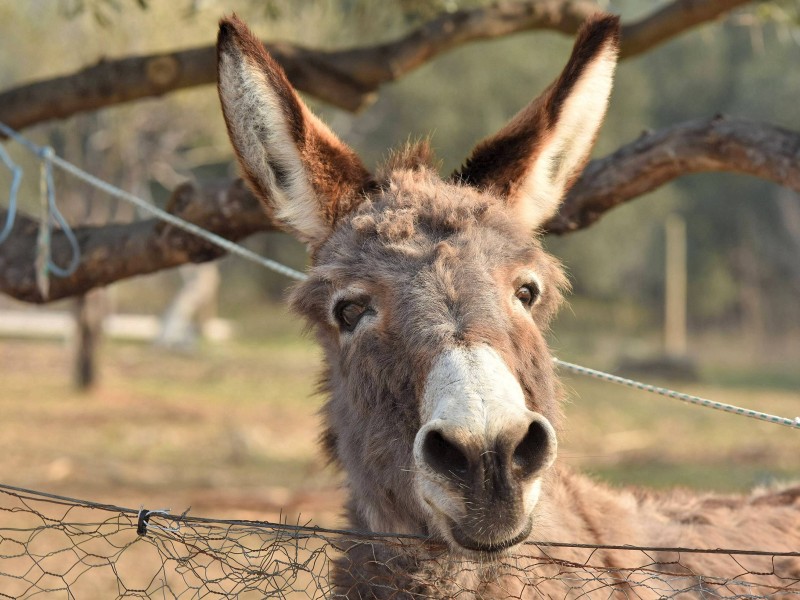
454, 14, 620, 231
217, 15, 373, 248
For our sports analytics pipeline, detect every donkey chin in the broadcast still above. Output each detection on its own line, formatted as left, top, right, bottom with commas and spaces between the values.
412, 345, 558, 557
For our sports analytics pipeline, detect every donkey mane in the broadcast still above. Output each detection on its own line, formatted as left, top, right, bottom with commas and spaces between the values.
376, 140, 440, 178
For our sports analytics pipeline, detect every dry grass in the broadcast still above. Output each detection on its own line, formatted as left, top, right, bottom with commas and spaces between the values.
0, 301, 797, 529
0, 328, 342, 525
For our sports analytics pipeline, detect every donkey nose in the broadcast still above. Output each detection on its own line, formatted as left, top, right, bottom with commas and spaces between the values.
510, 417, 556, 480
420, 414, 556, 486
421, 429, 471, 480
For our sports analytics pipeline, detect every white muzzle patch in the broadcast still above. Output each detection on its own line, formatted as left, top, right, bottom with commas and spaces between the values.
413, 345, 557, 532
417, 345, 531, 439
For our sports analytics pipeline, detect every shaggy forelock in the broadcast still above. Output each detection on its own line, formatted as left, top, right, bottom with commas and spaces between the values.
357, 157, 492, 245
291, 142, 570, 328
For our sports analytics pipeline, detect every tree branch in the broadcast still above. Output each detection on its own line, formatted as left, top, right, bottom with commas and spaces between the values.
619, 0, 750, 59
0, 179, 274, 304
546, 116, 800, 233
0, 0, 750, 131
1, 117, 798, 304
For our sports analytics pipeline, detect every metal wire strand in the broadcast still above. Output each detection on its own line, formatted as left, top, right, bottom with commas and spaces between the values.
554, 359, 800, 430
0, 120, 797, 431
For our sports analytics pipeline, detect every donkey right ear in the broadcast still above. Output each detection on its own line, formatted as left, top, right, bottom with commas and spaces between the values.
454, 14, 620, 232
217, 16, 373, 248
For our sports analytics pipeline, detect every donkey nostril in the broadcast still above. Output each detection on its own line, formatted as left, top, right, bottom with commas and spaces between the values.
512, 419, 552, 479
422, 430, 470, 480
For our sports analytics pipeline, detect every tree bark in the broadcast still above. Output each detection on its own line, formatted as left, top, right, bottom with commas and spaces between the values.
0, 0, 750, 131
0, 179, 273, 303
545, 116, 800, 233
1, 116, 797, 304
155, 262, 221, 350
73, 288, 107, 391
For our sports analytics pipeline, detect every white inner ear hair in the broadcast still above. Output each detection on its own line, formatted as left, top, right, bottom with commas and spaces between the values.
520, 42, 617, 230
218, 50, 329, 244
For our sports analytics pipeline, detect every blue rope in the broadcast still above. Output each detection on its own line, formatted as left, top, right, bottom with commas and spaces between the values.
0, 125, 81, 279
0, 121, 305, 283
40, 147, 80, 278
0, 143, 22, 244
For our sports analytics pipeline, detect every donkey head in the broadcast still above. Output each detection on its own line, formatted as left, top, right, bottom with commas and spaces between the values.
218, 15, 619, 556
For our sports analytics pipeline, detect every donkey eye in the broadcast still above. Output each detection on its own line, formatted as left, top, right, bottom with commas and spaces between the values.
515, 284, 540, 307
334, 301, 369, 332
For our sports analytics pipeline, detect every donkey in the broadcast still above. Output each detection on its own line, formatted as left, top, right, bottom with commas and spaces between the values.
216, 14, 800, 598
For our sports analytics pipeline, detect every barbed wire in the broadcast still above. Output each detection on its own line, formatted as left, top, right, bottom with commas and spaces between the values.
0, 482, 798, 599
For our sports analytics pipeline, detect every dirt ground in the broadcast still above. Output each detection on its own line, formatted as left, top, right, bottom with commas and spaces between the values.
0, 337, 344, 526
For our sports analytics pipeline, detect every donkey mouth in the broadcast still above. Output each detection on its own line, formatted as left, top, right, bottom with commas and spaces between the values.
447, 516, 533, 554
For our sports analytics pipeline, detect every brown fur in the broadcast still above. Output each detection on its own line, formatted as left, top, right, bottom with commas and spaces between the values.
296, 153, 800, 598
217, 14, 800, 599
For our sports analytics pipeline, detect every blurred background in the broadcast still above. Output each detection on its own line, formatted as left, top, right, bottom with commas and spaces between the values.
0, 0, 798, 528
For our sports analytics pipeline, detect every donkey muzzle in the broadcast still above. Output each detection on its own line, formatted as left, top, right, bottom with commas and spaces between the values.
413, 345, 558, 552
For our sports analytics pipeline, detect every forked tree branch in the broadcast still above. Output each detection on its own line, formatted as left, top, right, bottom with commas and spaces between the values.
1, 116, 798, 304
0, 0, 750, 130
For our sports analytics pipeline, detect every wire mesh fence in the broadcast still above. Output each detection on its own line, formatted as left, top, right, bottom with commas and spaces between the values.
1, 483, 798, 599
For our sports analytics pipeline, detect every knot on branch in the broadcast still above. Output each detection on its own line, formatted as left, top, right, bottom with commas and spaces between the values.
145, 56, 180, 88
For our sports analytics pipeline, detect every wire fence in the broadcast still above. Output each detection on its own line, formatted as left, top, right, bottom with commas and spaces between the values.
1, 483, 798, 599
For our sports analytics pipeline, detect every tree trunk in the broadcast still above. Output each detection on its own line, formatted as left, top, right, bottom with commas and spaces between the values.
73, 288, 107, 390
155, 262, 221, 350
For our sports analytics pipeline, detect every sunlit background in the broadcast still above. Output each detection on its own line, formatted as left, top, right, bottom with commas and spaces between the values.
0, 0, 798, 532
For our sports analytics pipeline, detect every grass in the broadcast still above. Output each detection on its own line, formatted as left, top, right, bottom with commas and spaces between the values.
704, 367, 800, 391
559, 373, 800, 492
0, 301, 797, 527
0, 303, 797, 600
0, 306, 341, 525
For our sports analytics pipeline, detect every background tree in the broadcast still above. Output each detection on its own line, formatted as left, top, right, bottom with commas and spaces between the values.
0, 0, 799, 365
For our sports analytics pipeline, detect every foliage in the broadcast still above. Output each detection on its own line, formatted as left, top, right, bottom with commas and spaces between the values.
58, 0, 149, 27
